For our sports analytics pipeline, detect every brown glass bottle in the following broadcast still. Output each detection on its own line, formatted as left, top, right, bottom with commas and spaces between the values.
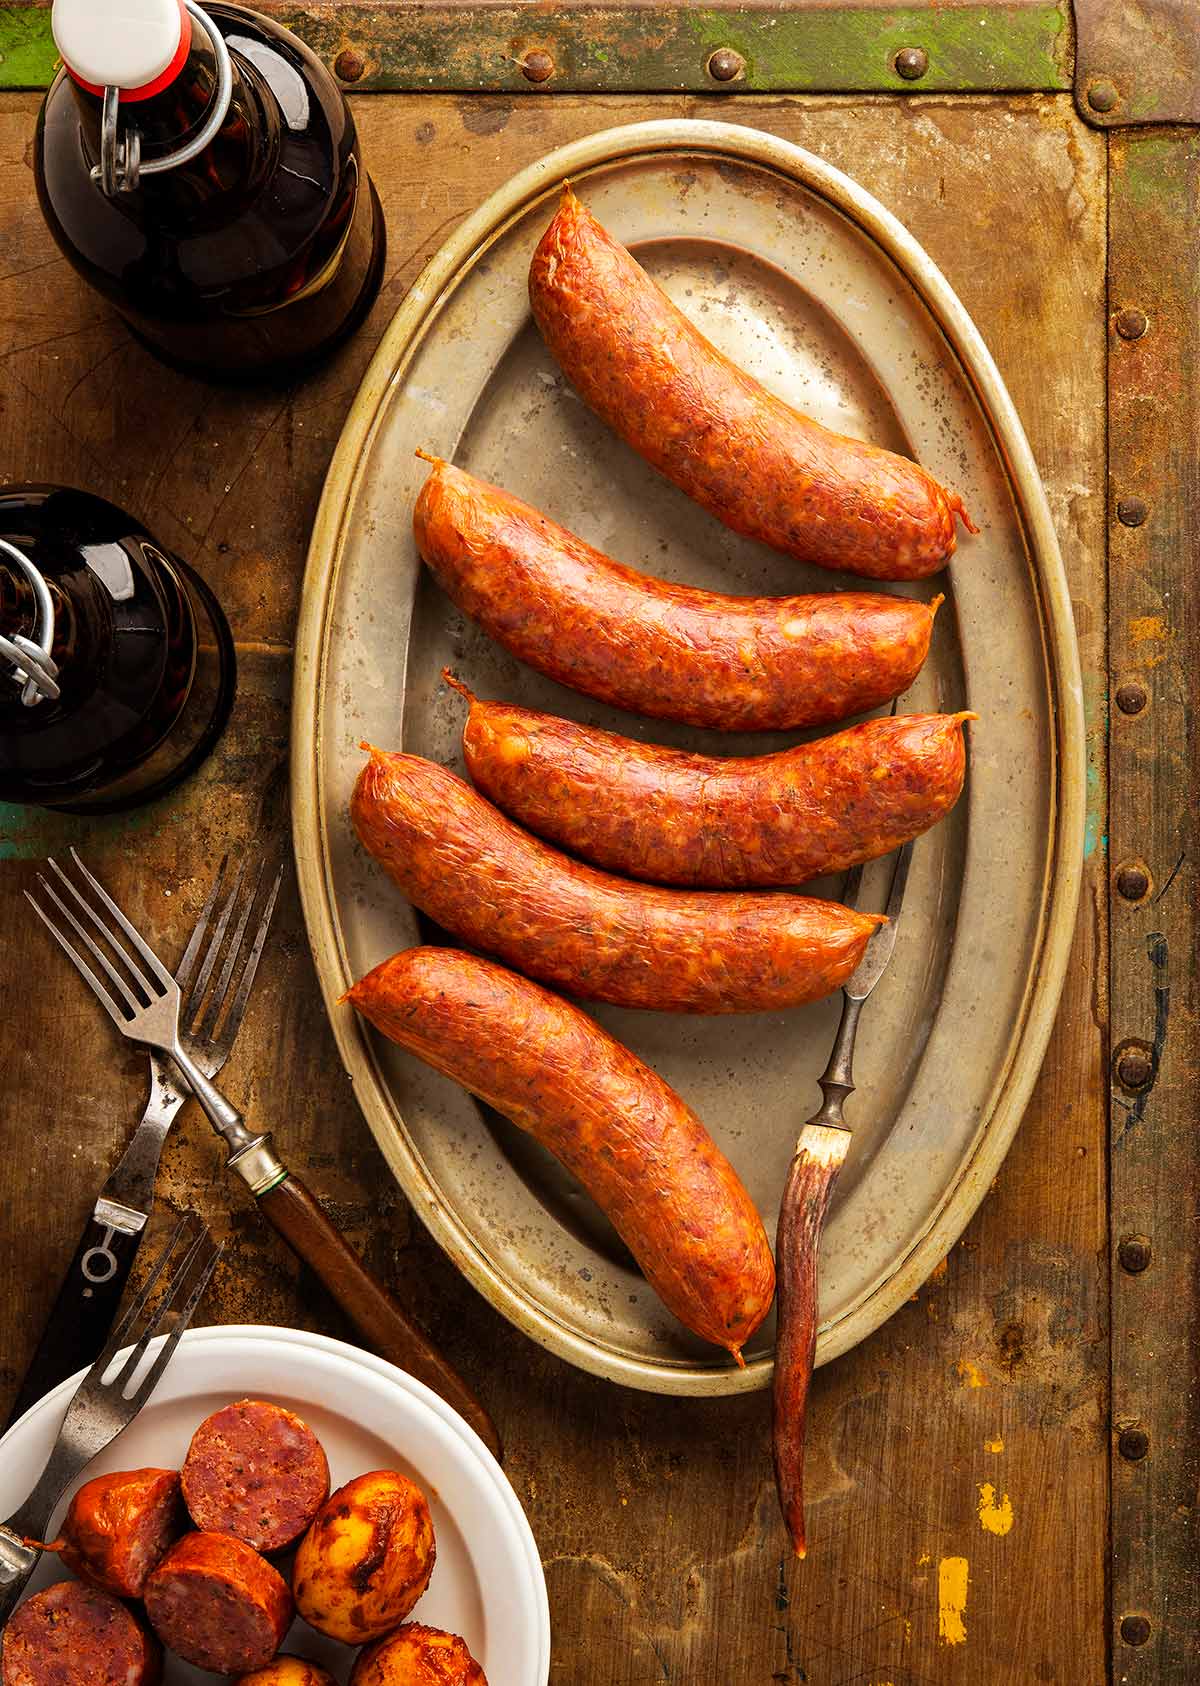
34, 4, 386, 379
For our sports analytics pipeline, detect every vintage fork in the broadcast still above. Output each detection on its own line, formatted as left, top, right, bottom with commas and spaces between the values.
27, 850, 503, 1461
771, 841, 913, 1559
6, 858, 280, 1427
0, 1212, 221, 1625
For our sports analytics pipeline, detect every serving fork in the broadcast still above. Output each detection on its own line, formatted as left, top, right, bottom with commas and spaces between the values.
26, 850, 502, 1462
772, 841, 913, 1559
0, 1213, 221, 1626
6, 858, 280, 1428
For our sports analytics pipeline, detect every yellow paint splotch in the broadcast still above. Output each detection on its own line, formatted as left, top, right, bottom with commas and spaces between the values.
1129, 614, 1172, 667
938, 1556, 969, 1645
955, 1358, 989, 1388
977, 1483, 1015, 1536
984, 1436, 1005, 1453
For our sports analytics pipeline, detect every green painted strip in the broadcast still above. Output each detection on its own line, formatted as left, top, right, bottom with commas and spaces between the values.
0, 4, 1071, 93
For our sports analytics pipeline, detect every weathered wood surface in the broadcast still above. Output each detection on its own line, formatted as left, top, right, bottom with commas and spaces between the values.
0, 93, 1109, 1682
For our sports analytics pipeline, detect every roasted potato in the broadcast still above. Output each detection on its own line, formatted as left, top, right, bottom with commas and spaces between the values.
350, 1623, 488, 1686
293, 1471, 436, 1643
235, 1660, 337, 1686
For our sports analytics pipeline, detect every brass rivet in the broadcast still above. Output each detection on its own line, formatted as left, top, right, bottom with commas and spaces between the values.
1120, 1614, 1152, 1647
1117, 496, 1149, 527
333, 49, 366, 83
1118, 1425, 1150, 1461
1115, 308, 1149, 341
1087, 79, 1120, 113
894, 47, 929, 80
1115, 682, 1147, 715
1118, 1235, 1151, 1273
520, 49, 554, 83
1115, 862, 1151, 902
707, 48, 746, 82
1114, 1043, 1154, 1093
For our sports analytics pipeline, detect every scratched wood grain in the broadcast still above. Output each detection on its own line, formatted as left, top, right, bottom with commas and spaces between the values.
0, 93, 1107, 1683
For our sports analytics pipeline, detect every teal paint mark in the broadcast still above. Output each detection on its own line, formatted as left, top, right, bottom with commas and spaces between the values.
0, 799, 164, 861
1080, 671, 1107, 861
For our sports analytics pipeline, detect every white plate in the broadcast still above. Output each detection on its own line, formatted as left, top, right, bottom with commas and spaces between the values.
0, 1326, 549, 1686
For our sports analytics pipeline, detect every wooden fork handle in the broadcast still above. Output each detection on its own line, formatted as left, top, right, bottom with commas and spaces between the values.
256, 1173, 502, 1462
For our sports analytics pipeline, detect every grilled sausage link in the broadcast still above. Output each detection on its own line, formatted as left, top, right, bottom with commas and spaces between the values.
414, 456, 940, 733
529, 186, 976, 580
351, 748, 882, 1015
347, 947, 776, 1359
452, 677, 974, 888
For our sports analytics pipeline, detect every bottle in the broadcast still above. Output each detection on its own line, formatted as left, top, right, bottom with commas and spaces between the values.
0, 486, 235, 812
34, 0, 386, 380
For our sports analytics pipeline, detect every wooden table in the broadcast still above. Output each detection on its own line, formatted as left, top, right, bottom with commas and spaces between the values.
0, 6, 1195, 1682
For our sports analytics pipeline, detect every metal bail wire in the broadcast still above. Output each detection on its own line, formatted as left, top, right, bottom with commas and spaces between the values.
92, 0, 234, 197
0, 539, 60, 707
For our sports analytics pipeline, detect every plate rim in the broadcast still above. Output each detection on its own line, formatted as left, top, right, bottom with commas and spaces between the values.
0, 1323, 551, 1686
289, 119, 1085, 1397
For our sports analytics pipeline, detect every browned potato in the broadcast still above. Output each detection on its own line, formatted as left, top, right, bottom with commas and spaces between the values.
293, 1471, 436, 1644
235, 1660, 337, 1686
350, 1624, 488, 1686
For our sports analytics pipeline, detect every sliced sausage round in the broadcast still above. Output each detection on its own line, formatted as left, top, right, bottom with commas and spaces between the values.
42, 1467, 184, 1598
1, 1580, 161, 1686
350, 1623, 488, 1686
144, 1530, 293, 1675
182, 1399, 330, 1552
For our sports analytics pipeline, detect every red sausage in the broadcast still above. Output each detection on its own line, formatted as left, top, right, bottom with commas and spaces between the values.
347, 948, 775, 1360
182, 1399, 330, 1553
144, 1531, 293, 1675
453, 678, 974, 887
351, 748, 883, 1015
39, 1468, 184, 1598
414, 457, 940, 733
529, 186, 977, 580
1, 1580, 161, 1686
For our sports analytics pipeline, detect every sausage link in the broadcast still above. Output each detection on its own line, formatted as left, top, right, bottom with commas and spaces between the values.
347, 947, 776, 1359
144, 1532, 293, 1675
351, 749, 882, 1015
1, 1581, 161, 1686
529, 186, 976, 580
40, 1468, 184, 1598
414, 457, 939, 733
453, 677, 974, 888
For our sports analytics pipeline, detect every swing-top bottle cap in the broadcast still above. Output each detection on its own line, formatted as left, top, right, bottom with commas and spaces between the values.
52, 0, 193, 101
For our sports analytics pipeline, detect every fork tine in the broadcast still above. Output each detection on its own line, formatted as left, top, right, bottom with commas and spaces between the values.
93, 1213, 196, 1373
198, 860, 264, 1041
111, 1220, 211, 1392
217, 862, 283, 1049
841, 864, 865, 911
175, 856, 232, 1001
41, 866, 145, 1012
881, 839, 914, 924
125, 1235, 222, 1408
68, 847, 176, 993
25, 891, 129, 1030
185, 859, 247, 1028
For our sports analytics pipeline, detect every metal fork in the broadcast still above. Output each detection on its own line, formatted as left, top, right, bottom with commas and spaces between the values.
26, 849, 286, 1198
0, 1213, 221, 1625
6, 858, 281, 1427
771, 842, 914, 1560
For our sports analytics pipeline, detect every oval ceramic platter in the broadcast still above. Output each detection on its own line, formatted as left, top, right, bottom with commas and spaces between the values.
292, 121, 1083, 1396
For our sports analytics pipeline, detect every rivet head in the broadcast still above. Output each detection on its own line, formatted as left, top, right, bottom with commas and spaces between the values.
1118, 1425, 1150, 1461
1115, 308, 1149, 341
520, 49, 554, 83
1118, 1235, 1152, 1273
894, 47, 929, 81
1115, 681, 1147, 715
1114, 1043, 1154, 1093
707, 48, 746, 82
1117, 496, 1149, 527
1087, 79, 1120, 113
333, 49, 366, 83
1115, 862, 1151, 902
1120, 1613, 1152, 1647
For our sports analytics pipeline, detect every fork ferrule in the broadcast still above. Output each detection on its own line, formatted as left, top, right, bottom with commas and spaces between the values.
226, 1133, 287, 1196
